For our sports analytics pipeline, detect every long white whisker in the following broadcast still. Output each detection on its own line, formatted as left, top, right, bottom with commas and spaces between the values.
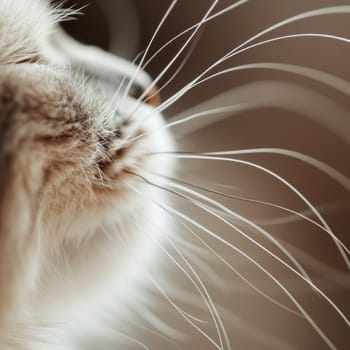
147, 170, 340, 237
142, 269, 224, 350
136, 0, 219, 106
118, 1, 251, 138
158, 33, 350, 112
128, 103, 250, 144
128, 171, 350, 326
142, 171, 339, 298
142, 0, 250, 70
132, 183, 339, 350
166, 238, 230, 350
133, 207, 228, 350
126, 321, 183, 350
206, 148, 350, 191
183, 60, 350, 99
256, 199, 350, 226
143, 173, 313, 279
157, 200, 304, 318
158, 288, 298, 350
128, 76, 350, 145
111, 330, 151, 350
122, 192, 224, 350
185, 149, 350, 266
226, 6, 350, 57
276, 239, 350, 289
132, 305, 186, 340
149, 154, 350, 261
144, 26, 204, 105
121, 0, 178, 106
118, 0, 221, 134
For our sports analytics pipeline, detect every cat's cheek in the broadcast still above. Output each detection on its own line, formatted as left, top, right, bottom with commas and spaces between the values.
130, 103, 175, 176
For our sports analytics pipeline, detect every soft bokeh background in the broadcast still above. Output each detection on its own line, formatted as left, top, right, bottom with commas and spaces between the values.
62, 1, 350, 349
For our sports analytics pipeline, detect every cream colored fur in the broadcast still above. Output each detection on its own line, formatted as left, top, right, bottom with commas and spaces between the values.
0, 1, 174, 348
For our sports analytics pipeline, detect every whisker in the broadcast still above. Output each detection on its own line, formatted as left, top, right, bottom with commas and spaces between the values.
134, 0, 219, 108
109, 212, 209, 341
256, 199, 350, 226
173, 60, 350, 107
129, 170, 308, 280
148, 4, 350, 116
275, 240, 350, 289
156, 288, 298, 350
139, 170, 334, 294
206, 148, 350, 190
132, 304, 186, 341
158, 33, 350, 113
128, 179, 340, 350
166, 238, 230, 350
132, 207, 228, 350
129, 76, 350, 145
157, 201, 304, 318
142, 172, 314, 280
142, 0, 250, 70
147, 153, 350, 260
128, 170, 350, 326
126, 321, 184, 350
142, 269, 224, 350
143, 25, 204, 105
146, 170, 340, 237
223, 34, 350, 68
123, 6, 350, 150
120, 0, 220, 133
225, 6, 350, 58
127, 103, 250, 144
121, 0, 178, 106
112, 330, 151, 350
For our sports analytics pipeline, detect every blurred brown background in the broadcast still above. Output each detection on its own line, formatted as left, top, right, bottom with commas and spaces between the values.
62, 1, 350, 349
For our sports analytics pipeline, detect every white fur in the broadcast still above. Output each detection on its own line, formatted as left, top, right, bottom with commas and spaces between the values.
0, 1, 175, 348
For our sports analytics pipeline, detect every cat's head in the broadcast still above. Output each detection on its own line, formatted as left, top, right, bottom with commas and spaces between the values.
0, 59, 173, 243
0, 3, 176, 322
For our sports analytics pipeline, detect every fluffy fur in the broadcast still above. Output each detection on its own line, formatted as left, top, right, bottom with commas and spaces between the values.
0, 1, 174, 348
0, 1, 349, 349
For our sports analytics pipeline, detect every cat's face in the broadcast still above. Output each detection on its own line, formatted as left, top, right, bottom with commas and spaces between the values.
0, 3, 176, 333
0, 29, 173, 245
1, 1, 349, 349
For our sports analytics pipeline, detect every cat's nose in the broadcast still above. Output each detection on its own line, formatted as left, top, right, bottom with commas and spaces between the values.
133, 84, 161, 107
144, 86, 161, 107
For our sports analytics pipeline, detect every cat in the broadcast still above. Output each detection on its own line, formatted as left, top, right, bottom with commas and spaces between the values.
0, 0, 349, 349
